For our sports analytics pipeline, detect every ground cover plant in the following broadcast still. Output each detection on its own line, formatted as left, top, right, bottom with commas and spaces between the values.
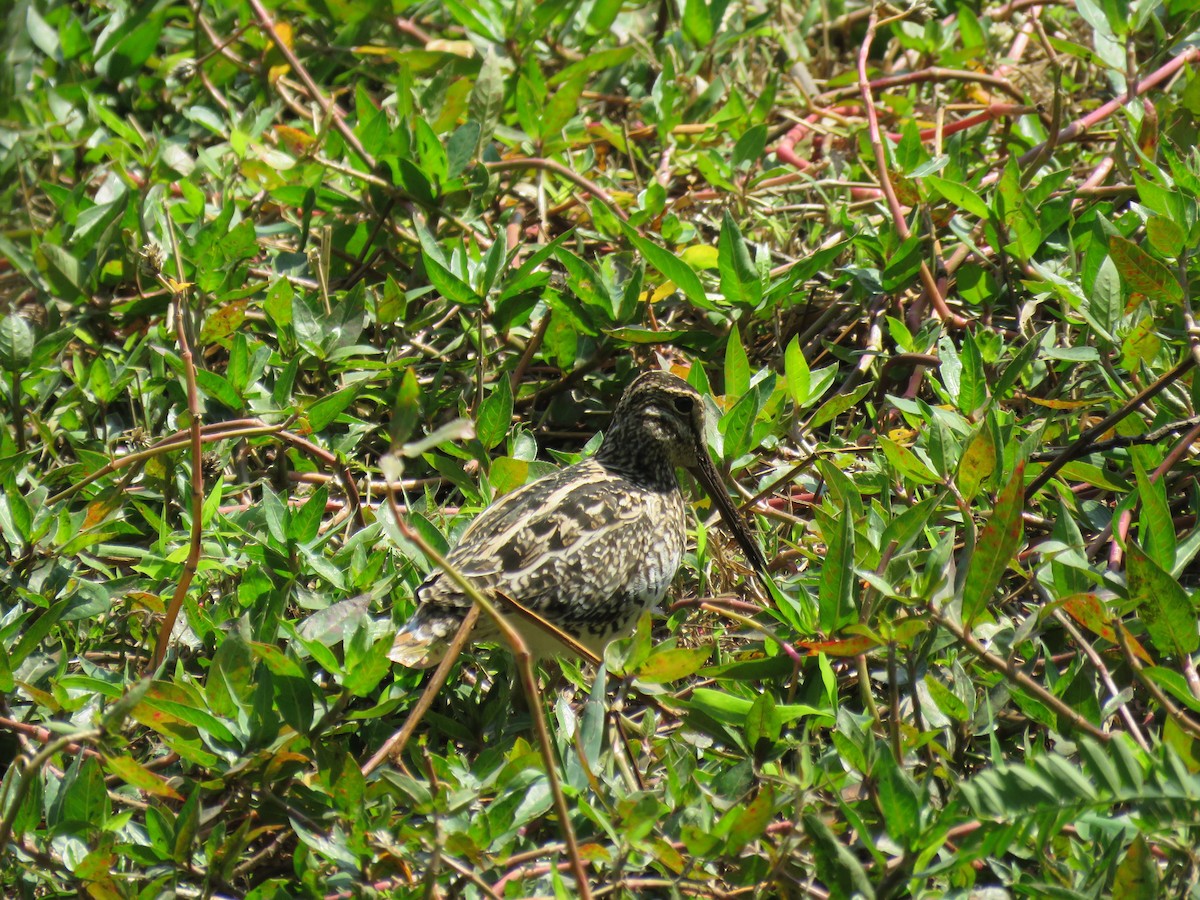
3, 0, 1200, 896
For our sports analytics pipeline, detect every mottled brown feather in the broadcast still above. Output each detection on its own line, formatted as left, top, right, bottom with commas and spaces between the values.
390, 371, 762, 668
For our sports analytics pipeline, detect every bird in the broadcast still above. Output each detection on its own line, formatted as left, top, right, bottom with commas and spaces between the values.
388, 370, 766, 668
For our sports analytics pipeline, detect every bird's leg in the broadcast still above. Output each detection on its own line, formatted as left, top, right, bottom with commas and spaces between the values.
491, 591, 603, 665
608, 676, 646, 792
506, 627, 595, 899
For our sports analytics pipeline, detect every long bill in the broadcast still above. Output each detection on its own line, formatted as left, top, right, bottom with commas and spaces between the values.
689, 445, 769, 577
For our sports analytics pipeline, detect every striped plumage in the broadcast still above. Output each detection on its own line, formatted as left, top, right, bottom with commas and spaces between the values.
389, 370, 765, 668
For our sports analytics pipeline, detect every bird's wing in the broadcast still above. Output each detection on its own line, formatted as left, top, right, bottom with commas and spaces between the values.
416, 460, 673, 614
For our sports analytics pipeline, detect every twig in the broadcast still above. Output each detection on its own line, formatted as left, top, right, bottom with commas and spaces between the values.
245, 0, 372, 167
820, 70, 1028, 106
1115, 622, 1200, 741
1017, 46, 1200, 166
1047, 606, 1150, 751
47, 419, 285, 504
1026, 356, 1198, 497
1108, 420, 1200, 568
1027, 415, 1200, 461
368, 475, 594, 898
150, 219, 206, 672
360, 603, 480, 776
856, 6, 965, 329
926, 604, 1112, 742
47, 418, 365, 529
0, 730, 103, 850
486, 157, 630, 223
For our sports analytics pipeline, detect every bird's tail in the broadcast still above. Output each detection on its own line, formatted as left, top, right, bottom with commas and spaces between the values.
388, 607, 467, 668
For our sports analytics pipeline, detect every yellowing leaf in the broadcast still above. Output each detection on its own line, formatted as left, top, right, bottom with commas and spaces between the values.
83, 498, 119, 531
104, 755, 183, 800
1024, 396, 1098, 410
199, 299, 248, 344
650, 281, 676, 302
424, 39, 475, 57
633, 645, 711, 683
795, 634, 880, 657
274, 125, 315, 155
680, 244, 719, 270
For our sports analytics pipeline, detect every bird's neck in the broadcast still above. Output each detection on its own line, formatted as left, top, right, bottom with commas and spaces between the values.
595, 429, 679, 491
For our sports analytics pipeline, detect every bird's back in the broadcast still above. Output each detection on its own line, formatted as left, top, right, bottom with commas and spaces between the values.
390, 457, 686, 667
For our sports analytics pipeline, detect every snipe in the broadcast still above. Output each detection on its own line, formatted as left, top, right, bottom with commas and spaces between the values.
389, 370, 766, 668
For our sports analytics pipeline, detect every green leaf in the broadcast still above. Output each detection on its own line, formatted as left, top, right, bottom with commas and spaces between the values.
686, 688, 832, 726
417, 224, 482, 306
924, 674, 969, 721
0, 314, 33, 372
307, 384, 361, 432
724, 326, 750, 397
809, 382, 872, 430
881, 234, 924, 291
1141, 665, 1200, 714
623, 227, 715, 310
876, 750, 920, 847
56, 755, 109, 828
604, 326, 689, 343
38, 242, 86, 300
141, 694, 237, 744
879, 496, 938, 557
261, 485, 288, 546
1133, 459, 1175, 569
289, 486, 328, 544
1087, 254, 1122, 340
1113, 835, 1160, 898
956, 423, 996, 502
342, 620, 391, 696
1145, 215, 1185, 258
880, 437, 941, 486
1126, 538, 1198, 658
541, 71, 586, 136
804, 812, 876, 899
468, 51, 505, 149
720, 386, 760, 461
732, 124, 768, 171
962, 461, 1025, 624
95, 7, 166, 81
103, 754, 182, 800
548, 47, 637, 85
275, 674, 316, 735
957, 330, 987, 415
924, 174, 990, 219
71, 193, 128, 257
206, 632, 254, 719
552, 246, 607, 324
783, 335, 811, 405
10, 599, 69, 668
744, 691, 782, 753
413, 117, 447, 184
682, 0, 713, 45
818, 500, 855, 631
390, 366, 421, 447
717, 212, 761, 305
173, 786, 201, 863
446, 120, 480, 178
0, 645, 12, 693
477, 376, 514, 451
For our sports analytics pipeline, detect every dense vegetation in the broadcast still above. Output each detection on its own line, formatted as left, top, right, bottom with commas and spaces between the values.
3, 0, 1200, 896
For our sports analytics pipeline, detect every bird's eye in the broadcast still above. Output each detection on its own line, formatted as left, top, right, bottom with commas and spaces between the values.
672, 395, 694, 414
